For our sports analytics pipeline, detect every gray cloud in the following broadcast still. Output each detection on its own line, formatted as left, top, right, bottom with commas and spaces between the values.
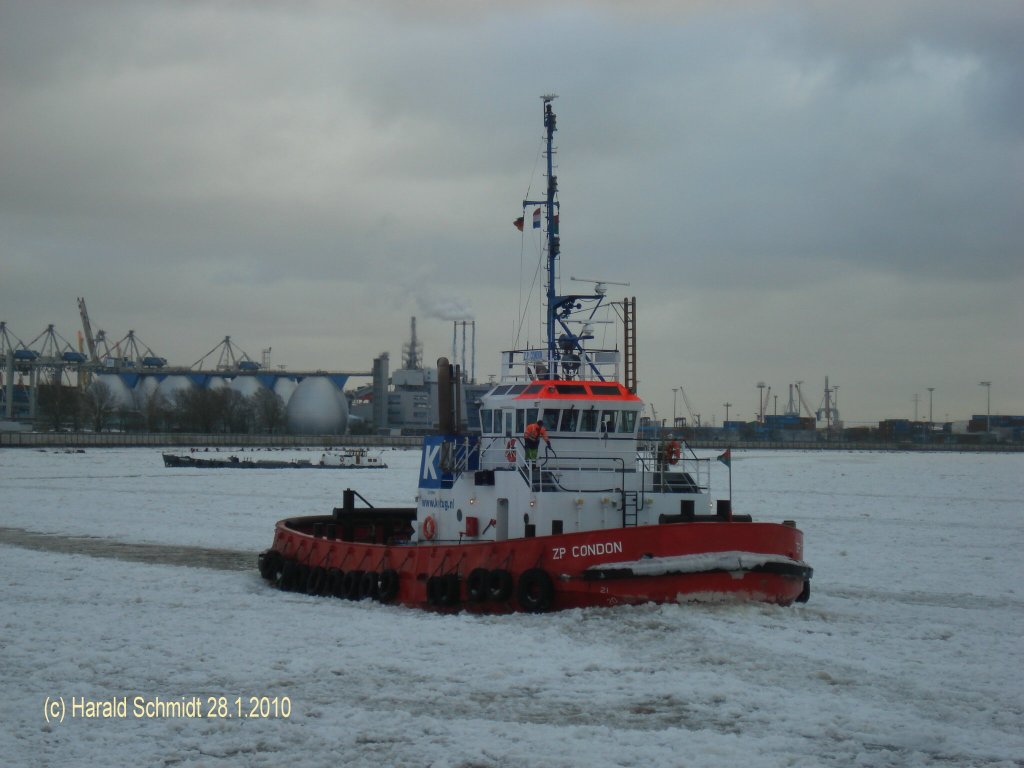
1, 0, 1020, 422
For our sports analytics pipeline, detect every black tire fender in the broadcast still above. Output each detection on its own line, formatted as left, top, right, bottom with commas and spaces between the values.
466, 568, 489, 603
517, 568, 555, 613
294, 564, 311, 593
328, 568, 345, 598
441, 573, 461, 606
342, 570, 364, 601
796, 580, 811, 604
279, 559, 297, 591
377, 569, 400, 603
426, 575, 445, 605
487, 569, 513, 601
359, 571, 379, 601
306, 566, 326, 596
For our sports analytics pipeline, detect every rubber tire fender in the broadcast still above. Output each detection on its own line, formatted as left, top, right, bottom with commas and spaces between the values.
377, 569, 400, 603
260, 550, 282, 582
342, 570, 364, 601
517, 568, 555, 613
257, 549, 273, 580
796, 580, 811, 604
294, 564, 311, 594
426, 575, 445, 606
466, 568, 489, 603
359, 571, 379, 601
306, 566, 327, 596
487, 569, 513, 601
440, 573, 461, 606
327, 568, 344, 598
279, 560, 297, 591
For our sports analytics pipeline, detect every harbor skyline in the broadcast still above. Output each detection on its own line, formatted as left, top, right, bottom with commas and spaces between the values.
2, 1, 1021, 424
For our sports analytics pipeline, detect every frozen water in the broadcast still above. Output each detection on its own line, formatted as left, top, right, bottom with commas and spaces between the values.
1, 448, 1021, 767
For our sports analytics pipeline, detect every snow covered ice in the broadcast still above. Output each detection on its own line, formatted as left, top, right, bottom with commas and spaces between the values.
1, 447, 1022, 767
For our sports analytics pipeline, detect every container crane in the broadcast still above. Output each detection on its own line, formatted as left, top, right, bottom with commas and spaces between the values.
77, 297, 99, 363
676, 384, 700, 428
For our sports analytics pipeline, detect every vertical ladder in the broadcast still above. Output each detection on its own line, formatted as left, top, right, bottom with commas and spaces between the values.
622, 296, 637, 394
622, 490, 639, 527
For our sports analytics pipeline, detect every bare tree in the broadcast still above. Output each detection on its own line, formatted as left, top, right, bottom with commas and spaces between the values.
253, 388, 286, 433
218, 388, 253, 433
84, 380, 117, 431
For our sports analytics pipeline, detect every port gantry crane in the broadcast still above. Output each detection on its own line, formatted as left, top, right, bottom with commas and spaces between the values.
676, 384, 701, 428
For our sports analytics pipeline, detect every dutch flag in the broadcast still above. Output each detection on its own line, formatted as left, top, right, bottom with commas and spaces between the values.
532, 208, 541, 229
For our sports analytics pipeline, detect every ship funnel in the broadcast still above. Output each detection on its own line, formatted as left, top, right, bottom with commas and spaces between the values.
436, 357, 463, 434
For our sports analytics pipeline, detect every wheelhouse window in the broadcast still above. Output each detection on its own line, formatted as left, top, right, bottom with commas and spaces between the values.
559, 408, 579, 432
590, 384, 620, 396
480, 409, 493, 434
580, 408, 600, 432
601, 410, 617, 433
619, 410, 637, 433
542, 408, 561, 431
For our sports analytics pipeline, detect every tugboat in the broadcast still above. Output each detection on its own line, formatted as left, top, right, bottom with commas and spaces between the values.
258, 97, 812, 611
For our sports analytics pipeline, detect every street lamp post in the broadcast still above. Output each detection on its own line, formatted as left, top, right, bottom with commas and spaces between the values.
756, 382, 766, 424
672, 387, 678, 429
723, 402, 731, 423
927, 387, 934, 424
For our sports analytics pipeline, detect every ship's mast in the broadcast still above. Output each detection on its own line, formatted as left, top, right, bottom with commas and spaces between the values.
522, 96, 608, 380
522, 94, 562, 370
542, 96, 559, 368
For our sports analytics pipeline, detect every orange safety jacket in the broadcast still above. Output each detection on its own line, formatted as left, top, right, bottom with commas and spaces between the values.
524, 423, 549, 446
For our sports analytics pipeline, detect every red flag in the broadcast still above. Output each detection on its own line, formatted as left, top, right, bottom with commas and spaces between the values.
717, 449, 731, 468
513, 216, 524, 231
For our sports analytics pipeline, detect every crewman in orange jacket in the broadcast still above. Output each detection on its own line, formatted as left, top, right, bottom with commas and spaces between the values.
523, 419, 551, 462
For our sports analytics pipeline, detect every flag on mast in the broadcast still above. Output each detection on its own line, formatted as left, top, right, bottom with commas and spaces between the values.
513, 216, 524, 231
532, 207, 541, 229
718, 448, 733, 499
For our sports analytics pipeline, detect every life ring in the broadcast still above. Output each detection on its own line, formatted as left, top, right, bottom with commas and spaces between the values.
517, 568, 555, 612
505, 439, 517, 463
665, 441, 681, 465
422, 515, 437, 541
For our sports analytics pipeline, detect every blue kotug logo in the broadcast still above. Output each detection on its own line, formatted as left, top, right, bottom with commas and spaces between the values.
418, 435, 479, 490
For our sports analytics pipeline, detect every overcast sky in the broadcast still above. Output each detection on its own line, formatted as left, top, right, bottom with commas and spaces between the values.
2, 0, 1021, 425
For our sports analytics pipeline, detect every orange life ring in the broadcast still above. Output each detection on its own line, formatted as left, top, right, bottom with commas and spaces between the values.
422, 515, 437, 541
666, 441, 681, 465
505, 439, 517, 463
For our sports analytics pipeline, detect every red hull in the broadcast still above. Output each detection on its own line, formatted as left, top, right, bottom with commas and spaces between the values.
261, 516, 810, 612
